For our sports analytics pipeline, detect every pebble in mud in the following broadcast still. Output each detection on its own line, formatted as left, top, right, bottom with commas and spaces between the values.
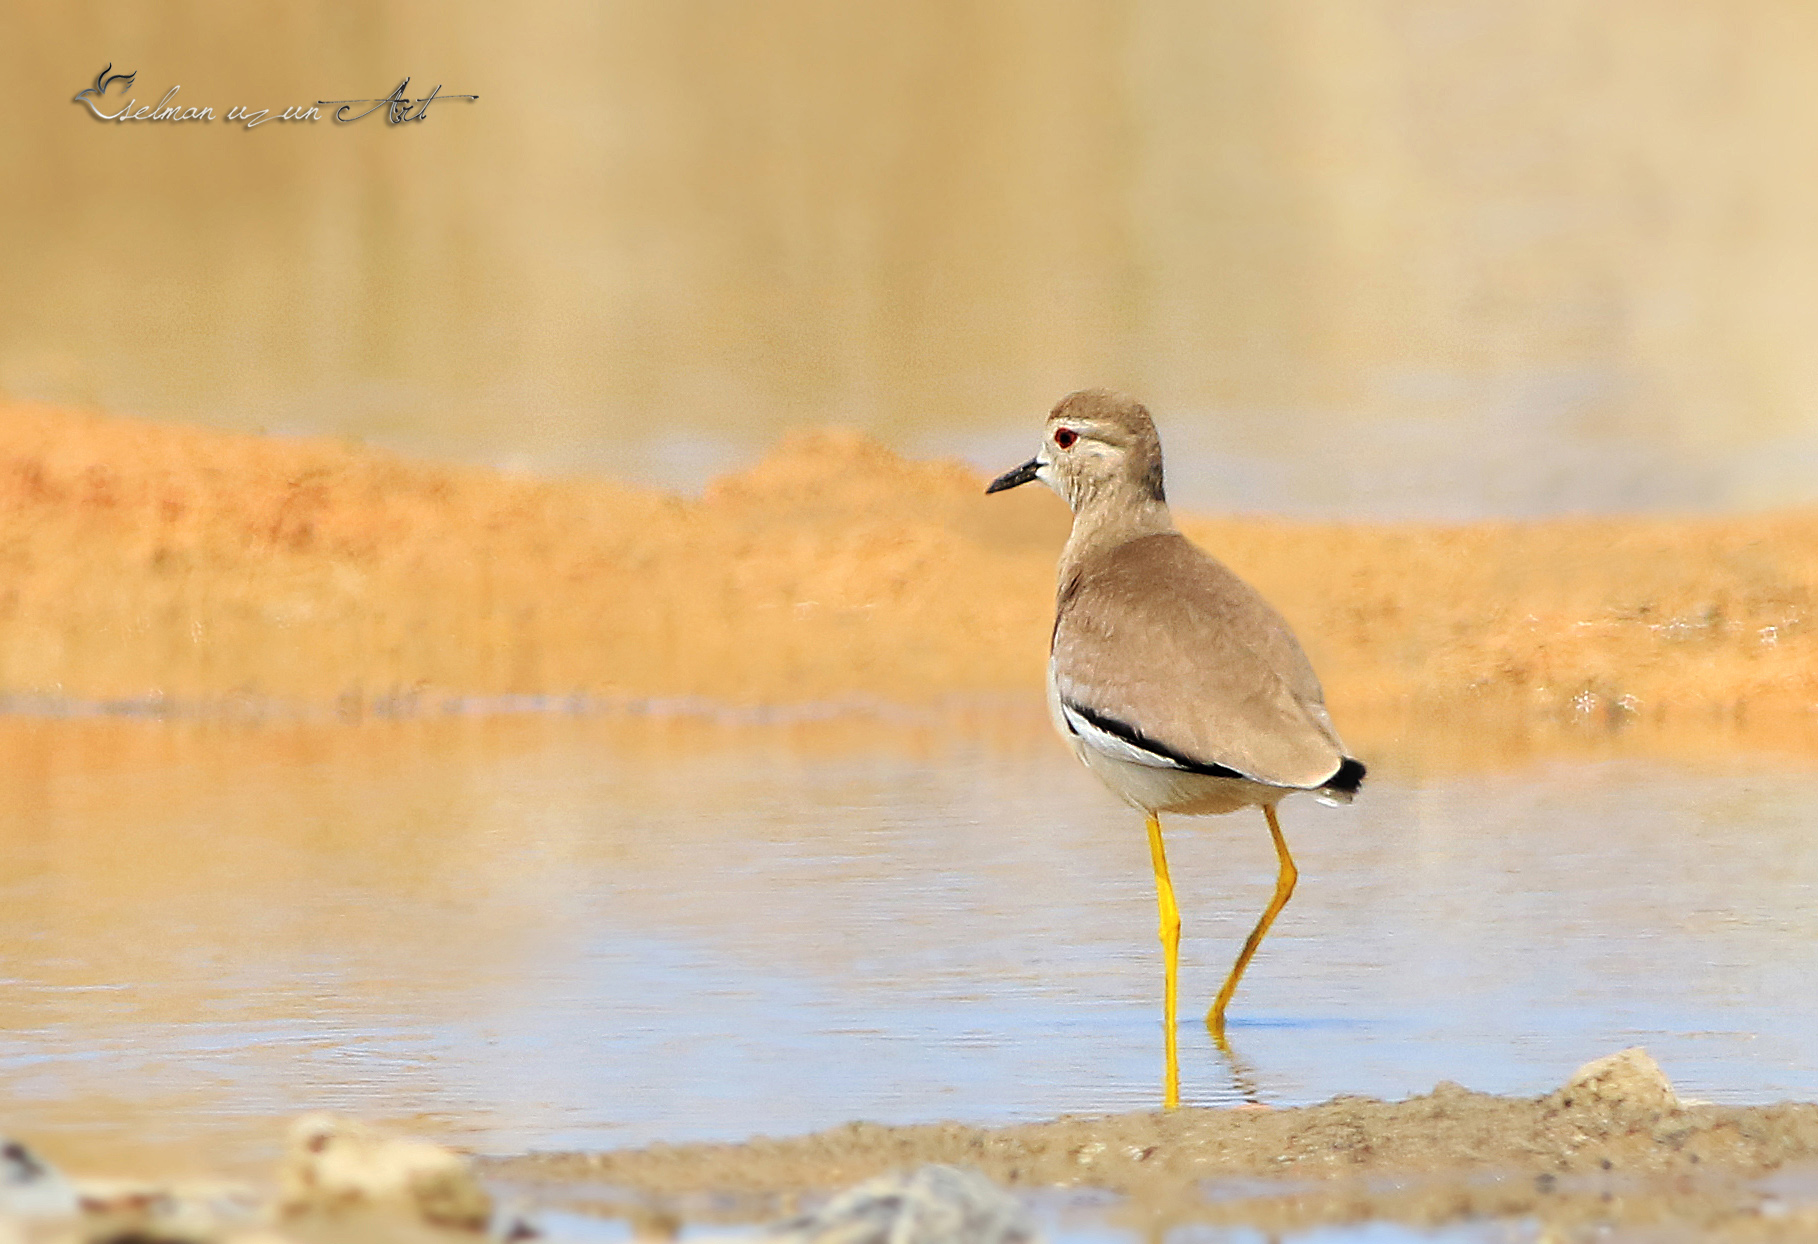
278, 1113, 493, 1232
1550, 1046, 1681, 1116
763, 1166, 1038, 1244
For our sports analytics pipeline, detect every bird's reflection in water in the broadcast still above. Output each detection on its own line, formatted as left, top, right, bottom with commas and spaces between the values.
1150, 1016, 1264, 1109
1212, 1031, 1265, 1107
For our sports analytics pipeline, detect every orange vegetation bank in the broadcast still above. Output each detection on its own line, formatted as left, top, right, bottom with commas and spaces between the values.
3, 403, 1817, 747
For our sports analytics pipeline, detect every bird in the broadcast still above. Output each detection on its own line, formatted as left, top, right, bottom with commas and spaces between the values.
986, 389, 1364, 1108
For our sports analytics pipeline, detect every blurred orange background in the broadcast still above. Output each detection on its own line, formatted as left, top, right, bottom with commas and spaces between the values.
8, 2, 1818, 515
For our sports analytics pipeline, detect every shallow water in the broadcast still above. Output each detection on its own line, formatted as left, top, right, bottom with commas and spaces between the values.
2, 713, 1815, 1180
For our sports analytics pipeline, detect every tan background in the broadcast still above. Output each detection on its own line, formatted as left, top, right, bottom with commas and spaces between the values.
7, 3, 1818, 515
5, 402, 1816, 758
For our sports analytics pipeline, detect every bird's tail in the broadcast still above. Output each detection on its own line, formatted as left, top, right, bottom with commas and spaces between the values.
1313, 756, 1366, 806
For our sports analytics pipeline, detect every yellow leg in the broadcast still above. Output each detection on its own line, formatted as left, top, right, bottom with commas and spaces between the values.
1145, 812, 1181, 1111
1208, 803, 1298, 1038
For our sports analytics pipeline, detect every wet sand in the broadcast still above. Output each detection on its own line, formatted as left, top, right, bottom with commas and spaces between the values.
493, 1052, 1818, 1240
4, 403, 1818, 763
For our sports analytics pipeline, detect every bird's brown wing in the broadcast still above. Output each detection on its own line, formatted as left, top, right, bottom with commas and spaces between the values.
1050, 531, 1346, 788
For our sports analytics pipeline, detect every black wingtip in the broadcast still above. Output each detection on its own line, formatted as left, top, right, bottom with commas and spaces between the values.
1325, 757, 1366, 795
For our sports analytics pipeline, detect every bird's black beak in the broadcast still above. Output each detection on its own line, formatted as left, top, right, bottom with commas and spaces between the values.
986, 458, 1040, 494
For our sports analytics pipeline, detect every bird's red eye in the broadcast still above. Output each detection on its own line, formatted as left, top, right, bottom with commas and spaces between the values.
1053, 428, 1078, 449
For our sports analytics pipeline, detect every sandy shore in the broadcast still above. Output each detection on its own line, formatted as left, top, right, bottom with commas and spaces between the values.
3, 402, 1817, 762
490, 1051, 1818, 1241
8, 1051, 1814, 1242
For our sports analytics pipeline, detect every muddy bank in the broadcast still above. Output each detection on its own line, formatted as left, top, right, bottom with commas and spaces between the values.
491, 1053, 1818, 1240
4, 403, 1818, 755
9, 1054, 1818, 1241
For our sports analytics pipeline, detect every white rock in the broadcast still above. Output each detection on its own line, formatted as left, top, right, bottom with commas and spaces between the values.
278, 1113, 492, 1231
764, 1165, 1038, 1244
1559, 1047, 1680, 1113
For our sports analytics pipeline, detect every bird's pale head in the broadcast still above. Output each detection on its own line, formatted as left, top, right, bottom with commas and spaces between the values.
986, 389, 1166, 514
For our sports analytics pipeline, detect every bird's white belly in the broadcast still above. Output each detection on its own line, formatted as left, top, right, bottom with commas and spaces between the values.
1072, 739, 1278, 815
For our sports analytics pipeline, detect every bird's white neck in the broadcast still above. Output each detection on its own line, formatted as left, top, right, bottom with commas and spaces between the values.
1058, 486, 1176, 578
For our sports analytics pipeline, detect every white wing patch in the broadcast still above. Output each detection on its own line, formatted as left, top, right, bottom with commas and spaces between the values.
1058, 699, 1194, 772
